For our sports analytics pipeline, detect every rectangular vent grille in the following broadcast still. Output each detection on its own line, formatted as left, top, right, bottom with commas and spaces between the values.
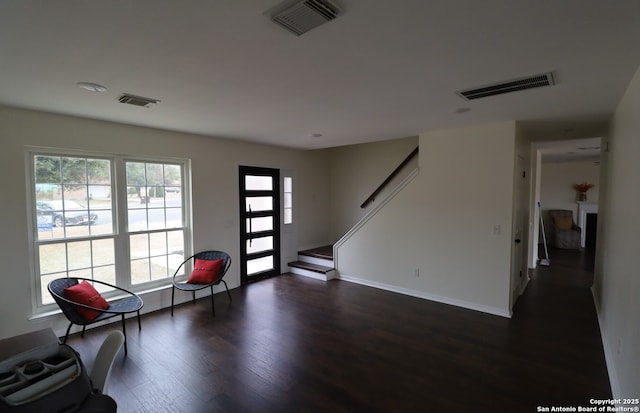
118, 94, 159, 108
457, 72, 555, 101
272, 0, 341, 36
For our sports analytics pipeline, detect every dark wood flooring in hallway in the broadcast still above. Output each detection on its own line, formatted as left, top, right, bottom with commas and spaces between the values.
66, 247, 610, 412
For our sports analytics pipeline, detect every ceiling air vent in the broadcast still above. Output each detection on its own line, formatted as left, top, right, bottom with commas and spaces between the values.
456, 72, 555, 101
271, 0, 342, 36
118, 94, 159, 108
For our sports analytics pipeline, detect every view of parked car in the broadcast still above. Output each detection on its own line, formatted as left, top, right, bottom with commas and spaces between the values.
37, 200, 98, 227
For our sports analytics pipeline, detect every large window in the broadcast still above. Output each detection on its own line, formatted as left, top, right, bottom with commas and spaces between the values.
125, 161, 185, 285
30, 151, 190, 309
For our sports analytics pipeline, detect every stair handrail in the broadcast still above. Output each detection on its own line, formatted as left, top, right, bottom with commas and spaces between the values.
335, 166, 420, 272
361, 146, 419, 208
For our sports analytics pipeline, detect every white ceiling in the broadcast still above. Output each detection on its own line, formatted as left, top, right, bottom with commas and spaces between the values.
538, 137, 601, 163
1, 0, 639, 150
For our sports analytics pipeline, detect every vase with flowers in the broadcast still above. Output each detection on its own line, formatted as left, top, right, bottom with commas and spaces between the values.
574, 182, 594, 202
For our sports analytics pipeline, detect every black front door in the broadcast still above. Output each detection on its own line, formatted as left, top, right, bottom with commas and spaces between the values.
239, 166, 281, 284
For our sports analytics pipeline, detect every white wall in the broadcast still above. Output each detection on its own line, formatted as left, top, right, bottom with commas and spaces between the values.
327, 136, 418, 242
593, 66, 640, 399
335, 122, 517, 317
540, 160, 600, 218
0, 106, 331, 339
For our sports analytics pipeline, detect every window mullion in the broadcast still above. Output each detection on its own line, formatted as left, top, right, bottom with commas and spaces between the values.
113, 157, 131, 289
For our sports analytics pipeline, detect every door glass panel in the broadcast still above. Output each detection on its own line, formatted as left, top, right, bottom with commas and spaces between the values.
247, 236, 273, 254
245, 175, 273, 191
245, 197, 273, 212
247, 256, 273, 275
246, 217, 273, 233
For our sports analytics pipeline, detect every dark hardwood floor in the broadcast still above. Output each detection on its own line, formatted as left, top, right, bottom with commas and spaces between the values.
66, 247, 610, 412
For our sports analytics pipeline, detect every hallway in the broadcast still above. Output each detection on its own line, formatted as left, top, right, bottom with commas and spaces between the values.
510, 246, 609, 407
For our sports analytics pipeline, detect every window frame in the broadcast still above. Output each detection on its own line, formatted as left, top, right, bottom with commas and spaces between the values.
283, 176, 293, 225
26, 147, 192, 315
122, 157, 191, 288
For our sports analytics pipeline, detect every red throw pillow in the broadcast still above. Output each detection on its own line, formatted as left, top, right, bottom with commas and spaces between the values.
187, 258, 223, 284
63, 280, 110, 321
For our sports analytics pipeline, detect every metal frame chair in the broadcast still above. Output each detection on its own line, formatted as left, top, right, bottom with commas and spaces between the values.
171, 250, 232, 317
47, 278, 143, 355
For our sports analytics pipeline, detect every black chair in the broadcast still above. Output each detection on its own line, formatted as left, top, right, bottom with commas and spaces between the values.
171, 250, 232, 317
48, 278, 143, 355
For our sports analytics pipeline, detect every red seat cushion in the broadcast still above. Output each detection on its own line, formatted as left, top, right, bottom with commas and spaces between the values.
63, 280, 110, 321
187, 258, 224, 284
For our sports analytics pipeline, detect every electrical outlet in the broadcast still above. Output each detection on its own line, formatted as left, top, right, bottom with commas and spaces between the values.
413, 267, 420, 277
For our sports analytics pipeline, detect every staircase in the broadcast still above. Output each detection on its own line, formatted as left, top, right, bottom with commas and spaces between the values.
288, 245, 335, 281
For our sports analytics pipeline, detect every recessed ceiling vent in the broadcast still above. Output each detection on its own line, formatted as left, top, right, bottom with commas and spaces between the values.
118, 94, 159, 108
271, 0, 342, 36
456, 72, 555, 101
